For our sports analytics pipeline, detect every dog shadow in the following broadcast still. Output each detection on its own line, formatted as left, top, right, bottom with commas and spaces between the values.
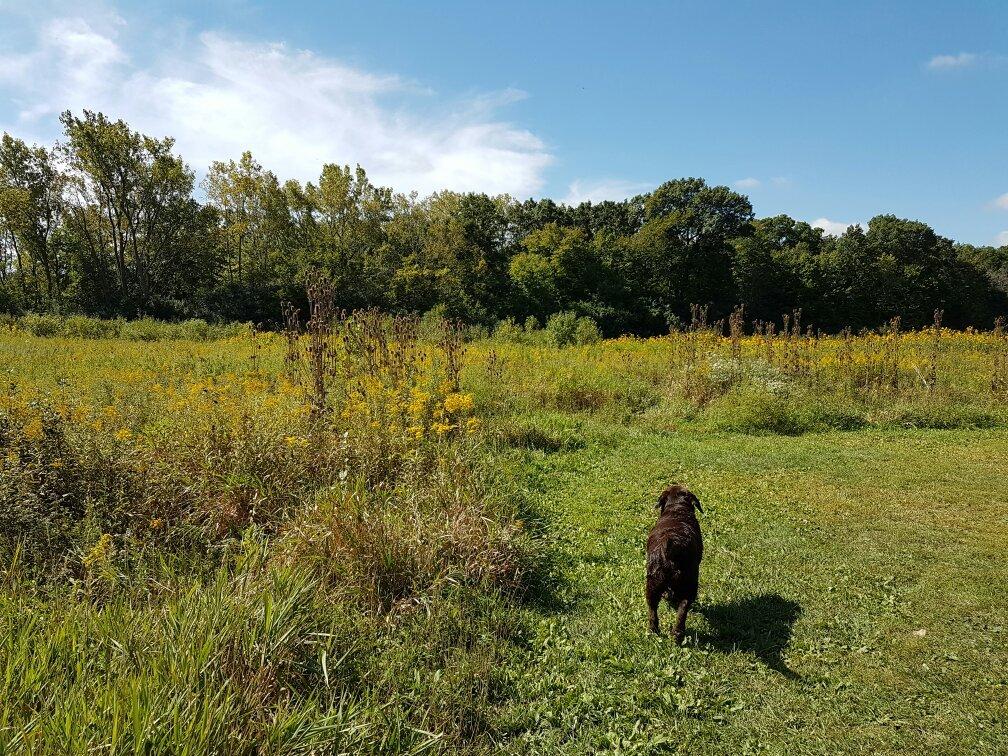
692, 593, 803, 680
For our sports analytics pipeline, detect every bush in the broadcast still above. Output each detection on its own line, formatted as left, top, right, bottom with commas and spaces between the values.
494, 317, 528, 344
545, 311, 578, 346
62, 315, 121, 339
178, 318, 211, 341
19, 313, 61, 337
546, 312, 602, 347
884, 403, 1002, 430
120, 317, 167, 341
573, 316, 602, 345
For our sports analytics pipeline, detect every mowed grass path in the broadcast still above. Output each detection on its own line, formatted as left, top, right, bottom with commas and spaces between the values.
494, 424, 1008, 754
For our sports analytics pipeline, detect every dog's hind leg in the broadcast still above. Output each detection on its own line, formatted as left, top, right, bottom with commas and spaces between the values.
646, 580, 662, 634
672, 597, 691, 645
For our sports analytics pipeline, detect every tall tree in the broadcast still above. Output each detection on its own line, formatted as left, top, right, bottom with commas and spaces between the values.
629, 178, 753, 327
0, 134, 68, 310
60, 110, 199, 314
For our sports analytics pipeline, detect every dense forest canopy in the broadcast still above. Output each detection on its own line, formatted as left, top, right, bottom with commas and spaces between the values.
1, 111, 1006, 333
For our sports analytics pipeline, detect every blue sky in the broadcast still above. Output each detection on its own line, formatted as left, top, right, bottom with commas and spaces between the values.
1, 0, 1006, 245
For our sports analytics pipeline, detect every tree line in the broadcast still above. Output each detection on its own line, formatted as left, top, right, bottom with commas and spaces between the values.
2, 110, 1006, 334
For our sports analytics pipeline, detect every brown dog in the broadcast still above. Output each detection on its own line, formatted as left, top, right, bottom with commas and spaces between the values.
646, 484, 703, 643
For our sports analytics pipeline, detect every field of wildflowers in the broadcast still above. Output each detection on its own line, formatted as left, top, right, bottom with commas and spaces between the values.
0, 308, 534, 752
1, 308, 1007, 753
475, 311, 1008, 440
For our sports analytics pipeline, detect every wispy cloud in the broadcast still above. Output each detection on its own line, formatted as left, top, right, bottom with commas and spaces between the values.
926, 51, 1006, 71
561, 178, 652, 205
996, 231, 1008, 246
733, 176, 791, 190
0, 10, 552, 196
812, 217, 859, 236
927, 52, 979, 70
990, 193, 1008, 210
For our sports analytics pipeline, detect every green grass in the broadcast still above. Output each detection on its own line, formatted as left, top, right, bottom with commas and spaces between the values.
2, 325, 1007, 753
491, 419, 1008, 754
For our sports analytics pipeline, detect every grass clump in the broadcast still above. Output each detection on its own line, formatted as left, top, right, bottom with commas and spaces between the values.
497, 414, 586, 453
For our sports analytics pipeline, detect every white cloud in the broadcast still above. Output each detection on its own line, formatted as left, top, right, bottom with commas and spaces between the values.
926, 51, 1007, 71
0, 12, 552, 196
927, 52, 979, 70
733, 176, 791, 190
996, 231, 1008, 246
812, 217, 858, 236
561, 178, 651, 205
991, 193, 1008, 210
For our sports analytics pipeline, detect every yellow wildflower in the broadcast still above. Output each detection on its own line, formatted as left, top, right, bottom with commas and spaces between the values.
114, 428, 132, 442
443, 393, 474, 414
408, 389, 430, 417
82, 533, 114, 569
432, 421, 454, 436
23, 417, 44, 441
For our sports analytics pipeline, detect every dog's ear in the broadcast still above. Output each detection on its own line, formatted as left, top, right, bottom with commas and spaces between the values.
656, 492, 666, 513
691, 493, 703, 513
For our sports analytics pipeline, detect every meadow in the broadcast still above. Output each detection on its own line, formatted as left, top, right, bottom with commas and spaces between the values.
1, 310, 1006, 754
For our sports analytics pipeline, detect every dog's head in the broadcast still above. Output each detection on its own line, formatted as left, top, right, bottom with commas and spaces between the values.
656, 484, 703, 516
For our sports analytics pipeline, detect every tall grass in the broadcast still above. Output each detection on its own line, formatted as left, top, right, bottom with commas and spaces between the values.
467, 314, 1008, 434
3, 313, 250, 341
0, 304, 534, 752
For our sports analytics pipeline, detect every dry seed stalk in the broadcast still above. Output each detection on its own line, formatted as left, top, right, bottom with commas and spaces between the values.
729, 304, 745, 361
927, 309, 943, 394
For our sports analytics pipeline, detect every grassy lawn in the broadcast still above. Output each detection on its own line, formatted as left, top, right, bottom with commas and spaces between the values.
493, 420, 1008, 754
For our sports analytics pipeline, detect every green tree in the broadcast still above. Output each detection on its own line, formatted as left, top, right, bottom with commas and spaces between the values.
60, 110, 202, 314
629, 178, 753, 328
0, 134, 68, 310
508, 250, 559, 320
301, 164, 394, 309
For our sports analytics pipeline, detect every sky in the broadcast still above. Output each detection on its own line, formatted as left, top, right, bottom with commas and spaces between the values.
0, 0, 1006, 246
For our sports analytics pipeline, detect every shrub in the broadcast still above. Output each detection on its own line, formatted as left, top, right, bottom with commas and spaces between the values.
62, 315, 121, 339
120, 317, 167, 342
545, 311, 578, 346
572, 316, 602, 345
542, 312, 600, 347
19, 313, 61, 337
494, 317, 527, 343
8, 314, 247, 341
884, 403, 1002, 430
178, 318, 211, 341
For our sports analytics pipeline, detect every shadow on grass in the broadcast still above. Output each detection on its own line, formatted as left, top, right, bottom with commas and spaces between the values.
694, 593, 803, 680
